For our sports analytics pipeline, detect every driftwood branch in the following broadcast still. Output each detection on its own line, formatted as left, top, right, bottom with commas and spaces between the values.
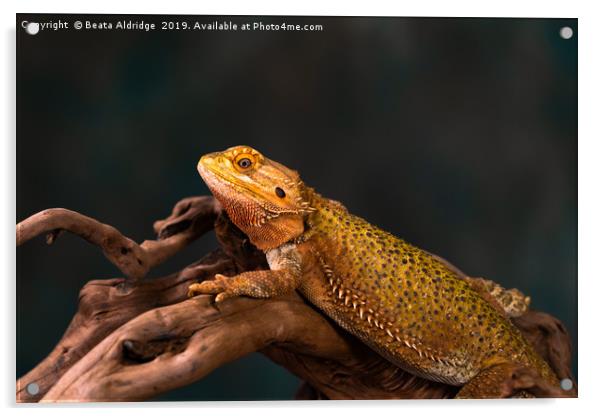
16, 196, 220, 280
16, 196, 577, 402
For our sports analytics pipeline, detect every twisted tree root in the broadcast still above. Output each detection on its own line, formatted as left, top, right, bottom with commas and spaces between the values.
16, 196, 220, 280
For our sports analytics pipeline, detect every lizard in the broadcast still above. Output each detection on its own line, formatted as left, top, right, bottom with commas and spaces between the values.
187, 145, 559, 398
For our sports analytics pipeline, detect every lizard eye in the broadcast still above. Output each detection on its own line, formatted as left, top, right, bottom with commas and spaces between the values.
275, 187, 286, 198
233, 152, 259, 172
237, 157, 252, 169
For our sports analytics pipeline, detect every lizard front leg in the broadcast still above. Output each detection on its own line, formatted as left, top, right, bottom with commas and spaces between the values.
188, 243, 302, 303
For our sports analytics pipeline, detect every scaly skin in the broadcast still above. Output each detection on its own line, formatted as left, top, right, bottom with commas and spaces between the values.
188, 145, 558, 398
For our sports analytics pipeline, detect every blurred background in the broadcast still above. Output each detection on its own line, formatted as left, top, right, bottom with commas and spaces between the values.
16, 15, 577, 400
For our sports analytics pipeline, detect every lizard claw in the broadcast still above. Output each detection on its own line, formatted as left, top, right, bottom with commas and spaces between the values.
215, 291, 237, 303
187, 274, 235, 301
187, 282, 209, 298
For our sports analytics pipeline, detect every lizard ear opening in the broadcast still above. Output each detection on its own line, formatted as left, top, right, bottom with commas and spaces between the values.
275, 187, 286, 198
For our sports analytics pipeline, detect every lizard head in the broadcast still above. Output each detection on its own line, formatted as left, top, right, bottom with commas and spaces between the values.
198, 145, 314, 250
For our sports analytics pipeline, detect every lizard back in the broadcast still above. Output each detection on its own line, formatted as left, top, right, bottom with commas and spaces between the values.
297, 193, 556, 385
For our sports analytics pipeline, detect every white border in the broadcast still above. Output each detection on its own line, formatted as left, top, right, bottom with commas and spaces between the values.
3, 1, 600, 415
8, 0, 582, 17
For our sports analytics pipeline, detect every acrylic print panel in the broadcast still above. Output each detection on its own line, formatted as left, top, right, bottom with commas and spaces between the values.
16, 14, 577, 402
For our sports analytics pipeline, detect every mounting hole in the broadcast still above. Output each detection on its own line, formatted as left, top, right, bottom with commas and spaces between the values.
559, 26, 573, 40
25, 22, 40, 35
560, 378, 573, 391
26, 382, 40, 395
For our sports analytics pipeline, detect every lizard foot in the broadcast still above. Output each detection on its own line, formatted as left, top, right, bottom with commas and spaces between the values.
467, 277, 531, 318
456, 362, 567, 398
187, 269, 298, 303
187, 239, 302, 302
187, 274, 238, 302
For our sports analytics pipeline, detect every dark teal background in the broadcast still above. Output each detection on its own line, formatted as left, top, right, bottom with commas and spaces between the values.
17, 15, 577, 400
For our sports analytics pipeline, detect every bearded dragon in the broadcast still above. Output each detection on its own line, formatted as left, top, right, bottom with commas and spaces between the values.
188, 145, 559, 398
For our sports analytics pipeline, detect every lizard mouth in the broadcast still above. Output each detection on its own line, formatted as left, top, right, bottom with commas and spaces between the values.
197, 152, 305, 220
